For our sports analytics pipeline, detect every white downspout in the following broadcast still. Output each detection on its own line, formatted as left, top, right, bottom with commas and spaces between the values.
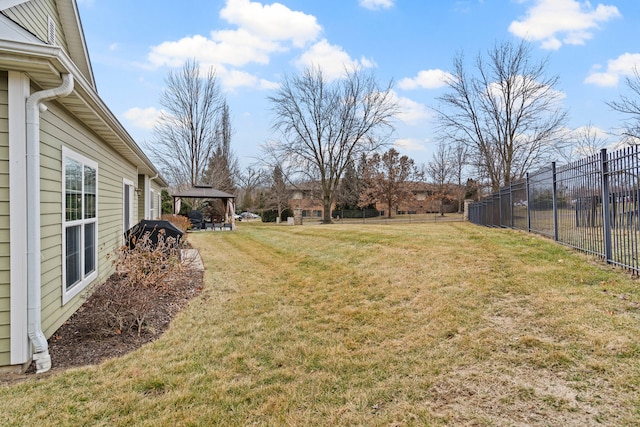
26, 73, 74, 374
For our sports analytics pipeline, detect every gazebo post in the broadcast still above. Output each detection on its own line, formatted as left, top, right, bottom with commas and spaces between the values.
173, 196, 181, 215
227, 198, 236, 230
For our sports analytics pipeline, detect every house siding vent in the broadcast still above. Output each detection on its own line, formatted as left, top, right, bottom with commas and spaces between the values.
47, 16, 56, 45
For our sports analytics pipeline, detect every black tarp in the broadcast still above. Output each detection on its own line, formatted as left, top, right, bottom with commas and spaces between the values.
125, 219, 183, 250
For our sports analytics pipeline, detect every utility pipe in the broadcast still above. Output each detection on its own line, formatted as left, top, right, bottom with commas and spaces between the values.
26, 73, 74, 373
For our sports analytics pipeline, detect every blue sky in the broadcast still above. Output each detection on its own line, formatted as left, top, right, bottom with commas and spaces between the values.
76, 0, 640, 169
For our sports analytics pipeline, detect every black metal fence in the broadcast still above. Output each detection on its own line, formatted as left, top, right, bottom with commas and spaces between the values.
469, 146, 640, 274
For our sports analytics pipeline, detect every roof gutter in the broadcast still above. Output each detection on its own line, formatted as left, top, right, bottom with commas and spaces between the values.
26, 73, 74, 374
0, 38, 162, 178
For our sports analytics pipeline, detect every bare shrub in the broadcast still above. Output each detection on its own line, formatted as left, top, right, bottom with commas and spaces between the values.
86, 276, 160, 337
114, 230, 183, 289
92, 230, 187, 336
161, 213, 192, 232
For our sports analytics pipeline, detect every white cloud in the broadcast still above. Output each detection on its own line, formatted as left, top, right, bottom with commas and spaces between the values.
294, 39, 376, 80
146, 0, 322, 89
398, 69, 453, 90
571, 124, 610, 141
223, 69, 280, 91
584, 71, 618, 87
560, 125, 615, 158
394, 138, 427, 152
585, 53, 640, 87
108, 43, 119, 52
148, 30, 281, 69
359, 0, 395, 11
484, 75, 566, 113
123, 107, 163, 130
509, 0, 620, 50
220, 0, 321, 47
391, 91, 431, 125
563, 124, 609, 140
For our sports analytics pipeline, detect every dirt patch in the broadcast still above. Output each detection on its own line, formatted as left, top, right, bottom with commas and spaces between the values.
1, 264, 203, 385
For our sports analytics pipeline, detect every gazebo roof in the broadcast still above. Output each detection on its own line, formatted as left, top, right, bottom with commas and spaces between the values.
172, 185, 235, 199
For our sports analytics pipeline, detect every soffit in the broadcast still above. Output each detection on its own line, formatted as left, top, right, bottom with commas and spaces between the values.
0, 40, 160, 178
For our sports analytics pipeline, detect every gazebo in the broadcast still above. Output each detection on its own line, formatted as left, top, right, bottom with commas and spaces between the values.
172, 185, 236, 230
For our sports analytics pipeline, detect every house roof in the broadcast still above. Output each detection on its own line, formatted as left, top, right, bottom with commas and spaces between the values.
56, 0, 95, 88
0, 1, 167, 187
172, 186, 235, 199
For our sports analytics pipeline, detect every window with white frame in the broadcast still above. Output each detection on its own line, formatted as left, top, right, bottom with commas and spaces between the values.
149, 189, 155, 219
123, 179, 134, 234
62, 148, 98, 304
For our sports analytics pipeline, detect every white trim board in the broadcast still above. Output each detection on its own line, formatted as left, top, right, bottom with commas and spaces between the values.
9, 71, 30, 365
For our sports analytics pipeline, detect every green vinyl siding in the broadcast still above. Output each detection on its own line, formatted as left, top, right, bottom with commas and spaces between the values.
3, 0, 68, 52
0, 324, 9, 366
0, 307, 9, 328
0, 72, 9, 366
38, 102, 138, 337
0, 324, 9, 340
0, 306, 9, 367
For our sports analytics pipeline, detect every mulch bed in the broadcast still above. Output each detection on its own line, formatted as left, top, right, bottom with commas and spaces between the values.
0, 267, 204, 385
47, 269, 204, 371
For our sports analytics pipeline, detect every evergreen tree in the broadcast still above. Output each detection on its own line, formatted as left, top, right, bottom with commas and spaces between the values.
203, 101, 239, 193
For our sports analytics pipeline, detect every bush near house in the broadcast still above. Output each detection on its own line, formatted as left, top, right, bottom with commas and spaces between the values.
98, 231, 187, 336
161, 213, 193, 232
261, 208, 293, 223
332, 208, 380, 219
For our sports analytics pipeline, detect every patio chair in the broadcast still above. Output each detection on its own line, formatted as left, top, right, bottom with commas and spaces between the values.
188, 210, 204, 230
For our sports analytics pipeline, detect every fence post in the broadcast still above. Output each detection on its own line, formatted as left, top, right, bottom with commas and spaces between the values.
601, 149, 612, 264
552, 162, 559, 242
509, 183, 514, 228
526, 172, 531, 233
498, 187, 502, 227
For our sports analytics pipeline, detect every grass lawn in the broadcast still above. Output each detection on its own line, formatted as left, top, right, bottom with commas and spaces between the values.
2, 222, 640, 426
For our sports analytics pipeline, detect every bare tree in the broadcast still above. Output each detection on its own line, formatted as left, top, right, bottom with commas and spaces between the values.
427, 142, 454, 215
450, 139, 469, 212
436, 40, 567, 192
236, 165, 265, 212
560, 123, 609, 163
360, 148, 417, 218
150, 60, 223, 187
203, 101, 240, 192
607, 67, 640, 145
267, 65, 398, 223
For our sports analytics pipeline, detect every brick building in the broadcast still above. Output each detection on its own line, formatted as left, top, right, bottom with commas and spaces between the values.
287, 181, 458, 219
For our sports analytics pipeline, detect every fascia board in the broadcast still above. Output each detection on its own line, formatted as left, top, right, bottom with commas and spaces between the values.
0, 38, 165, 180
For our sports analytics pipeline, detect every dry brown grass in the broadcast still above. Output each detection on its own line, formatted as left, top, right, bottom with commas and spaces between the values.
1, 222, 640, 426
